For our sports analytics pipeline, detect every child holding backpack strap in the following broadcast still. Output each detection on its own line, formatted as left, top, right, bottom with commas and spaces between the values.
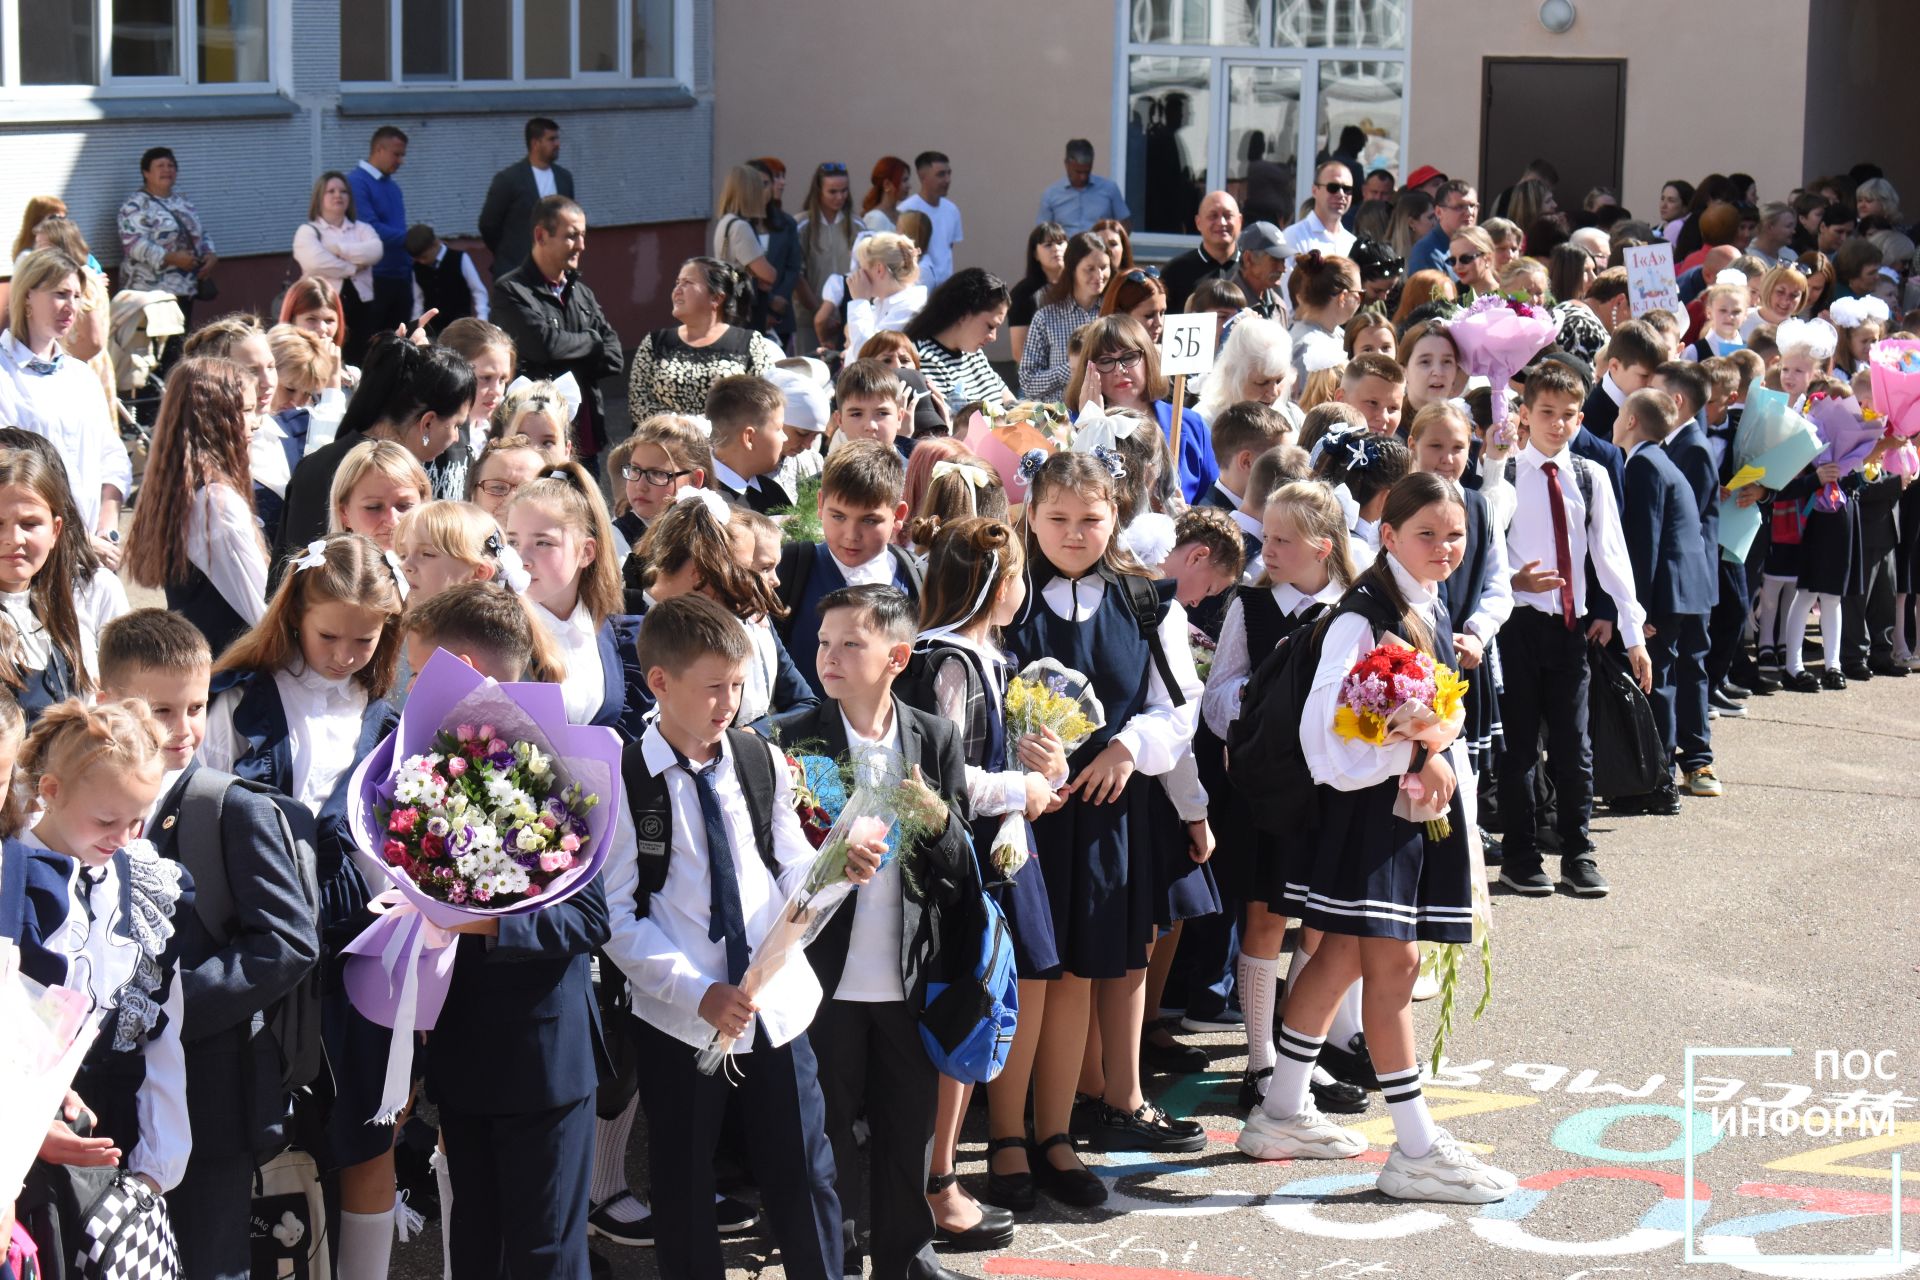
97, 610, 322, 1280
1239, 472, 1516, 1205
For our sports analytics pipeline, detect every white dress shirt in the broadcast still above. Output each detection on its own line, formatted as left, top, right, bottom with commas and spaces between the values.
928, 634, 1065, 814
200, 664, 370, 815
1501, 442, 1647, 647
75, 566, 130, 655
187, 483, 268, 629
831, 546, 897, 589
21, 829, 191, 1191
411, 242, 491, 323
1200, 579, 1344, 739
1281, 212, 1357, 265
601, 726, 825, 1050
0, 333, 131, 533
1230, 509, 1265, 584
531, 600, 606, 724
831, 711, 907, 1003
844, 283, 929, 358
711, 458, 762, 498
739, 617, 778, 729
1459, 498, 1515, 644
1, 588, 53, 670
1034, 575, 1201, 777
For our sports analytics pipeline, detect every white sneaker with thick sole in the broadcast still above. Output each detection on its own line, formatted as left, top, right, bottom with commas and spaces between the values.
1375, 1129, 1518, 1203
1236, 1102, 1368, 1160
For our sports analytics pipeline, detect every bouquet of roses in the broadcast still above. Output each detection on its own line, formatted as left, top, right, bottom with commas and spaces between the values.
993, 659, 1106, 877
694, 744, 943, 1075
1444, 294, 1560, 449
1331, 634, 1468, 838
342, 650, 621, 1121
1868, 340, 1920, 477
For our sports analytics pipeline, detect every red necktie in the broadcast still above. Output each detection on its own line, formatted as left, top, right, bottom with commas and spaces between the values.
1540, 461, 1578, 632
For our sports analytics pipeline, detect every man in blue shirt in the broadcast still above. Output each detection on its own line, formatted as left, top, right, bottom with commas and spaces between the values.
1410, 179, 1479, 277
1036, 139, 1130, 237
348, 125, 413, 339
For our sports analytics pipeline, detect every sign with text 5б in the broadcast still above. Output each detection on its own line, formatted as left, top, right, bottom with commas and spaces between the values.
1159, 311, 1217, 377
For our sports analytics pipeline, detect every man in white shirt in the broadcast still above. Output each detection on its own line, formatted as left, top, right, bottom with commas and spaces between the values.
478, 116, 577, 279
1280, 161, 1358, 266
898, 150, 963, 287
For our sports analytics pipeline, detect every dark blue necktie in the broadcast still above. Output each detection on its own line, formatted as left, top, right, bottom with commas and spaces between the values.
675, 750, 750, 983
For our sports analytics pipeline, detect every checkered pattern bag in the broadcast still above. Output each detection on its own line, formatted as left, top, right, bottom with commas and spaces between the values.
74, 1173, 181, 1280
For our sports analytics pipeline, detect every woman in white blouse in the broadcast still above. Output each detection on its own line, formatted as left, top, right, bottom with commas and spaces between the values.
124, 356, 269, 657
843, 232, 927, 358
293, 171, 384, 363
0, 249, 130, 563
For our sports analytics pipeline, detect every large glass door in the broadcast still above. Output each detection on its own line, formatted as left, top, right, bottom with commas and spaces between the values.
1220, 60, 1304, 228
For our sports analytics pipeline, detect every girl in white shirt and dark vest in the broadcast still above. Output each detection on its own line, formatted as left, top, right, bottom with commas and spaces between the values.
0, 445, 97, 723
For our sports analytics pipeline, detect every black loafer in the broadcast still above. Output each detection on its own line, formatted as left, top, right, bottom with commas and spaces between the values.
1141, 1024, 1209, 1074
1088, 1099, 1206, 1153
1311, 1074, 1370, 1114
1069, 1091, 1102, 1137
1782, 669, 1822, 692
1318, 1034, 1379, 1091
1843, 663, 1873, 682
1744, 671, 1781, 694
928, 1173, 1016, 1250
979, 1136, 1035, 1213
1821, 669, 1849, 690
1031, 1133, 1107, 1207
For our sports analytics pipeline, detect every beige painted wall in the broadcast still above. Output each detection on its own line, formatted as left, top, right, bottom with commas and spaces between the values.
713, 0, 1112, 298
1410, 0, 1811, 212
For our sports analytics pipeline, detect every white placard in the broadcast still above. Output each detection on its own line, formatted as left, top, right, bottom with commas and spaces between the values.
1159, 311, 1217, 377
1624, 242, 1681, 317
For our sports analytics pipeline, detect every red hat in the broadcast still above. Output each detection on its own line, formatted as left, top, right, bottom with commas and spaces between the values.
1407, 165, 1447, 189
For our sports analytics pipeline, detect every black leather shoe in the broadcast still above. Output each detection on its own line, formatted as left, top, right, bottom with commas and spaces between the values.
1822, 669, 1849, 690
979, 1136, 1035, 1212
1782, 669, 1822, 692
1720, 680, 1752, 698
1238, 1067, 1273, 1112
1031, 1133, 1107, 1207
1311, 1074, 1370, 1114
1870, 658, 1911, 677
1069, 1091, 1102, 1137
928, 1173, 1016, 1250
1843, 662, 1873, 682
1088, 1099, 1206, 1153
1319, 1033, 1379, 1091
1141, 1023, 1209, 1074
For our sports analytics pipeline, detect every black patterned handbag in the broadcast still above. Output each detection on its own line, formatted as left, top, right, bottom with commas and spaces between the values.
71, 1170, 181, 1280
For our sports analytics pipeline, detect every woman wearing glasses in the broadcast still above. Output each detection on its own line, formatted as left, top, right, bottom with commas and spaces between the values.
1066, 313, 1218, 504
1019, 231, 1111, 401
1446, 227, 1499, 298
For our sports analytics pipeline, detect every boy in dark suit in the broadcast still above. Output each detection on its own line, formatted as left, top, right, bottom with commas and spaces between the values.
1204, 400, 1294, 513
1575, 318, 1666, 501
603, 596, 856, 1280
1618, 389, 1715, 814
705, 374, 793, 513
399, 590, 613, 1279
795, 585, 984, 1279
100, 611, 322, 1280
1653, 361, 1725, 796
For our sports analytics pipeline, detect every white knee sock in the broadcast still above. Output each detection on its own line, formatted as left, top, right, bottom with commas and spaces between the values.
1284, 945, 1311, 992
589, 1096, 648, 1219
1378, 1064, 1439, 1159
1326, 979, 1366, 1051
432, 1148, 454, 1280
1783, 590, 1818, 672
1237, 954, 1279, 1080
338, 1209, 393, 1280
1817, 594, 1843, 667
1758, 575, 1796, 662
1260, 1023, 1324, 1120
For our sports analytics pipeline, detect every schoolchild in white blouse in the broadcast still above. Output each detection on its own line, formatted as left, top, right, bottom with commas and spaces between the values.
0, 445, 100, 723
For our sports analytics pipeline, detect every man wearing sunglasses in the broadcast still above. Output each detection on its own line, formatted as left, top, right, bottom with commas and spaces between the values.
1280, 160, 1358, 269
1411, 179, 1480, 276
1037, 138, 1131, 237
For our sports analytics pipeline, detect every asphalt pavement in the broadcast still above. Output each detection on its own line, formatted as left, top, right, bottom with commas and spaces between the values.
394, 662, 1920, 1280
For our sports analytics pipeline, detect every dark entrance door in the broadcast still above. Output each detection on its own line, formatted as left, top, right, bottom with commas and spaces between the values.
1480, 58, 1626, 219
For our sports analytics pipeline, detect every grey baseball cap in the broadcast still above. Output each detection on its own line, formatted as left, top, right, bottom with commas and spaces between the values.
1238, 221, 1286, 256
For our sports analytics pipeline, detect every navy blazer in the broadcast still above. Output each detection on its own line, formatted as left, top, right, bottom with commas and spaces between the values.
797, 697, 977, 1008
426, 874, 611, 1114
592, 615, 653, 741
1581, 381, 1621, 443
1663, 419, 1721, 605
149, 765, 320, 1157
1623, 444, 1714, 618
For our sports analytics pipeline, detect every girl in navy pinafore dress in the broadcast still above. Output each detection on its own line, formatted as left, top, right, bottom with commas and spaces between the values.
1243, 473, 1516, 1207
200, 532, 408, 1280
0, 449, 94, 726
1002, 451, 1206, 1203
905, 514, 1066, 1222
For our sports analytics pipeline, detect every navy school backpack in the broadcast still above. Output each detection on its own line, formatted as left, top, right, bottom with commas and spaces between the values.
917, 839, 1018, 1085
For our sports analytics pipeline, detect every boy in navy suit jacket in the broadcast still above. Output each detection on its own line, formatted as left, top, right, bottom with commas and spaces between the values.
795, 586, 991, 1278
401, 586, 613, 1279
1653, 362, 1725, 795
1618, 390, 1715, 812
1575, 319, 1665, 506
100, 612, 322, 1280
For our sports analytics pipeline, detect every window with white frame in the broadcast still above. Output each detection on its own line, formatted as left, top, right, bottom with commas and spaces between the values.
341, 0, 682, 84
7, 0, 269, 87
1115, 0, 1409, 245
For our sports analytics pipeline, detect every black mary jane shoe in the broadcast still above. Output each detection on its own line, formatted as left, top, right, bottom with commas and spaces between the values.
928, 1172, 1017, 1250
1031, 1133, 1108, 1208
1319, 1033, 1380, 1091
1141, 1022, 1210, 1074
978, 1136, 1036, 1213
1311, 1075, 1370, 1114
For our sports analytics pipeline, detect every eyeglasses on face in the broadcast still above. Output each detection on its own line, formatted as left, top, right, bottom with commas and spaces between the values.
818, 162, 848, 175
1090, 350, 1145, 373
475, 479, 518, 498
623, 465, 695, 486
1446, 200, 1480, 213
1448, 251, 1483, 268
1319, 182, 1355, 196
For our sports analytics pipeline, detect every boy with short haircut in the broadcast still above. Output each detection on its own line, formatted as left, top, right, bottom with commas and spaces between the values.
1203, 401, 1293, 511
1641, 308, 1685, 360
603, 595, 859, 1280
1334, 352, 1406, 437
403, 223, 487, 336
402, 580, 542, 685
1496, 364, 1651, 900
776, 439, 922, 696
706, 374, 792, 513
1164, 506, 1249, 596
793, 584, 978, 1280
1650, 359, 1727, 783
831, 358, 911, 454
99, 610, 321, 1280
1583, 319, 1665, 442
1616, 388, 1716, 811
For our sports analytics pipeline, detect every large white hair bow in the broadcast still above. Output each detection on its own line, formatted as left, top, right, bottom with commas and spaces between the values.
506, 371, 584, 422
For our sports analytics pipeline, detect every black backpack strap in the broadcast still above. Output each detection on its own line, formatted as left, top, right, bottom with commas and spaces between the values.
179, 768, 238, 946
1114, 572, 1186, 707
620, 743, 674, 919
725, 729, 780, 876
888, 545, 925, 597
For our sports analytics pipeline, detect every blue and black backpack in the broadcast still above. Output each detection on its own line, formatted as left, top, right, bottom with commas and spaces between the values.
917, 841, 1019, 1084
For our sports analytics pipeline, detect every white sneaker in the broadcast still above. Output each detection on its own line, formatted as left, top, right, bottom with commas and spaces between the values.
1375, 1129, 1518, 1203
1236, 1101, 1368, 1161
1411, 971, 1441, 1001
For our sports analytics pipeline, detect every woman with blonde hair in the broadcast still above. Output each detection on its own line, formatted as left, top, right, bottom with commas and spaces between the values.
327, 438, 430, 551
715, 163, 778, 335
1196, 313, 1298, 429
845, 231, 926, 355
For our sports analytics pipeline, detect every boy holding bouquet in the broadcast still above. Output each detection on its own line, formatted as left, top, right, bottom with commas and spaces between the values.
794, 584, 983, 1279
602, 595, 870, 1280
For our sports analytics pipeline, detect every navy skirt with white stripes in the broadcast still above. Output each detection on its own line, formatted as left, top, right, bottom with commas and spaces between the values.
1279, 768, 1474, 944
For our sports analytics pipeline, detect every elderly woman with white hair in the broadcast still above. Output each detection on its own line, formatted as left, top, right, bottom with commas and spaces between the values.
1568, 226, 1610, 268
1195, 312, 1303, 434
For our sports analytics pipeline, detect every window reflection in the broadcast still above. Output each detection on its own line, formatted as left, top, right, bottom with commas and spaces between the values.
1127, 56, 1211, 235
